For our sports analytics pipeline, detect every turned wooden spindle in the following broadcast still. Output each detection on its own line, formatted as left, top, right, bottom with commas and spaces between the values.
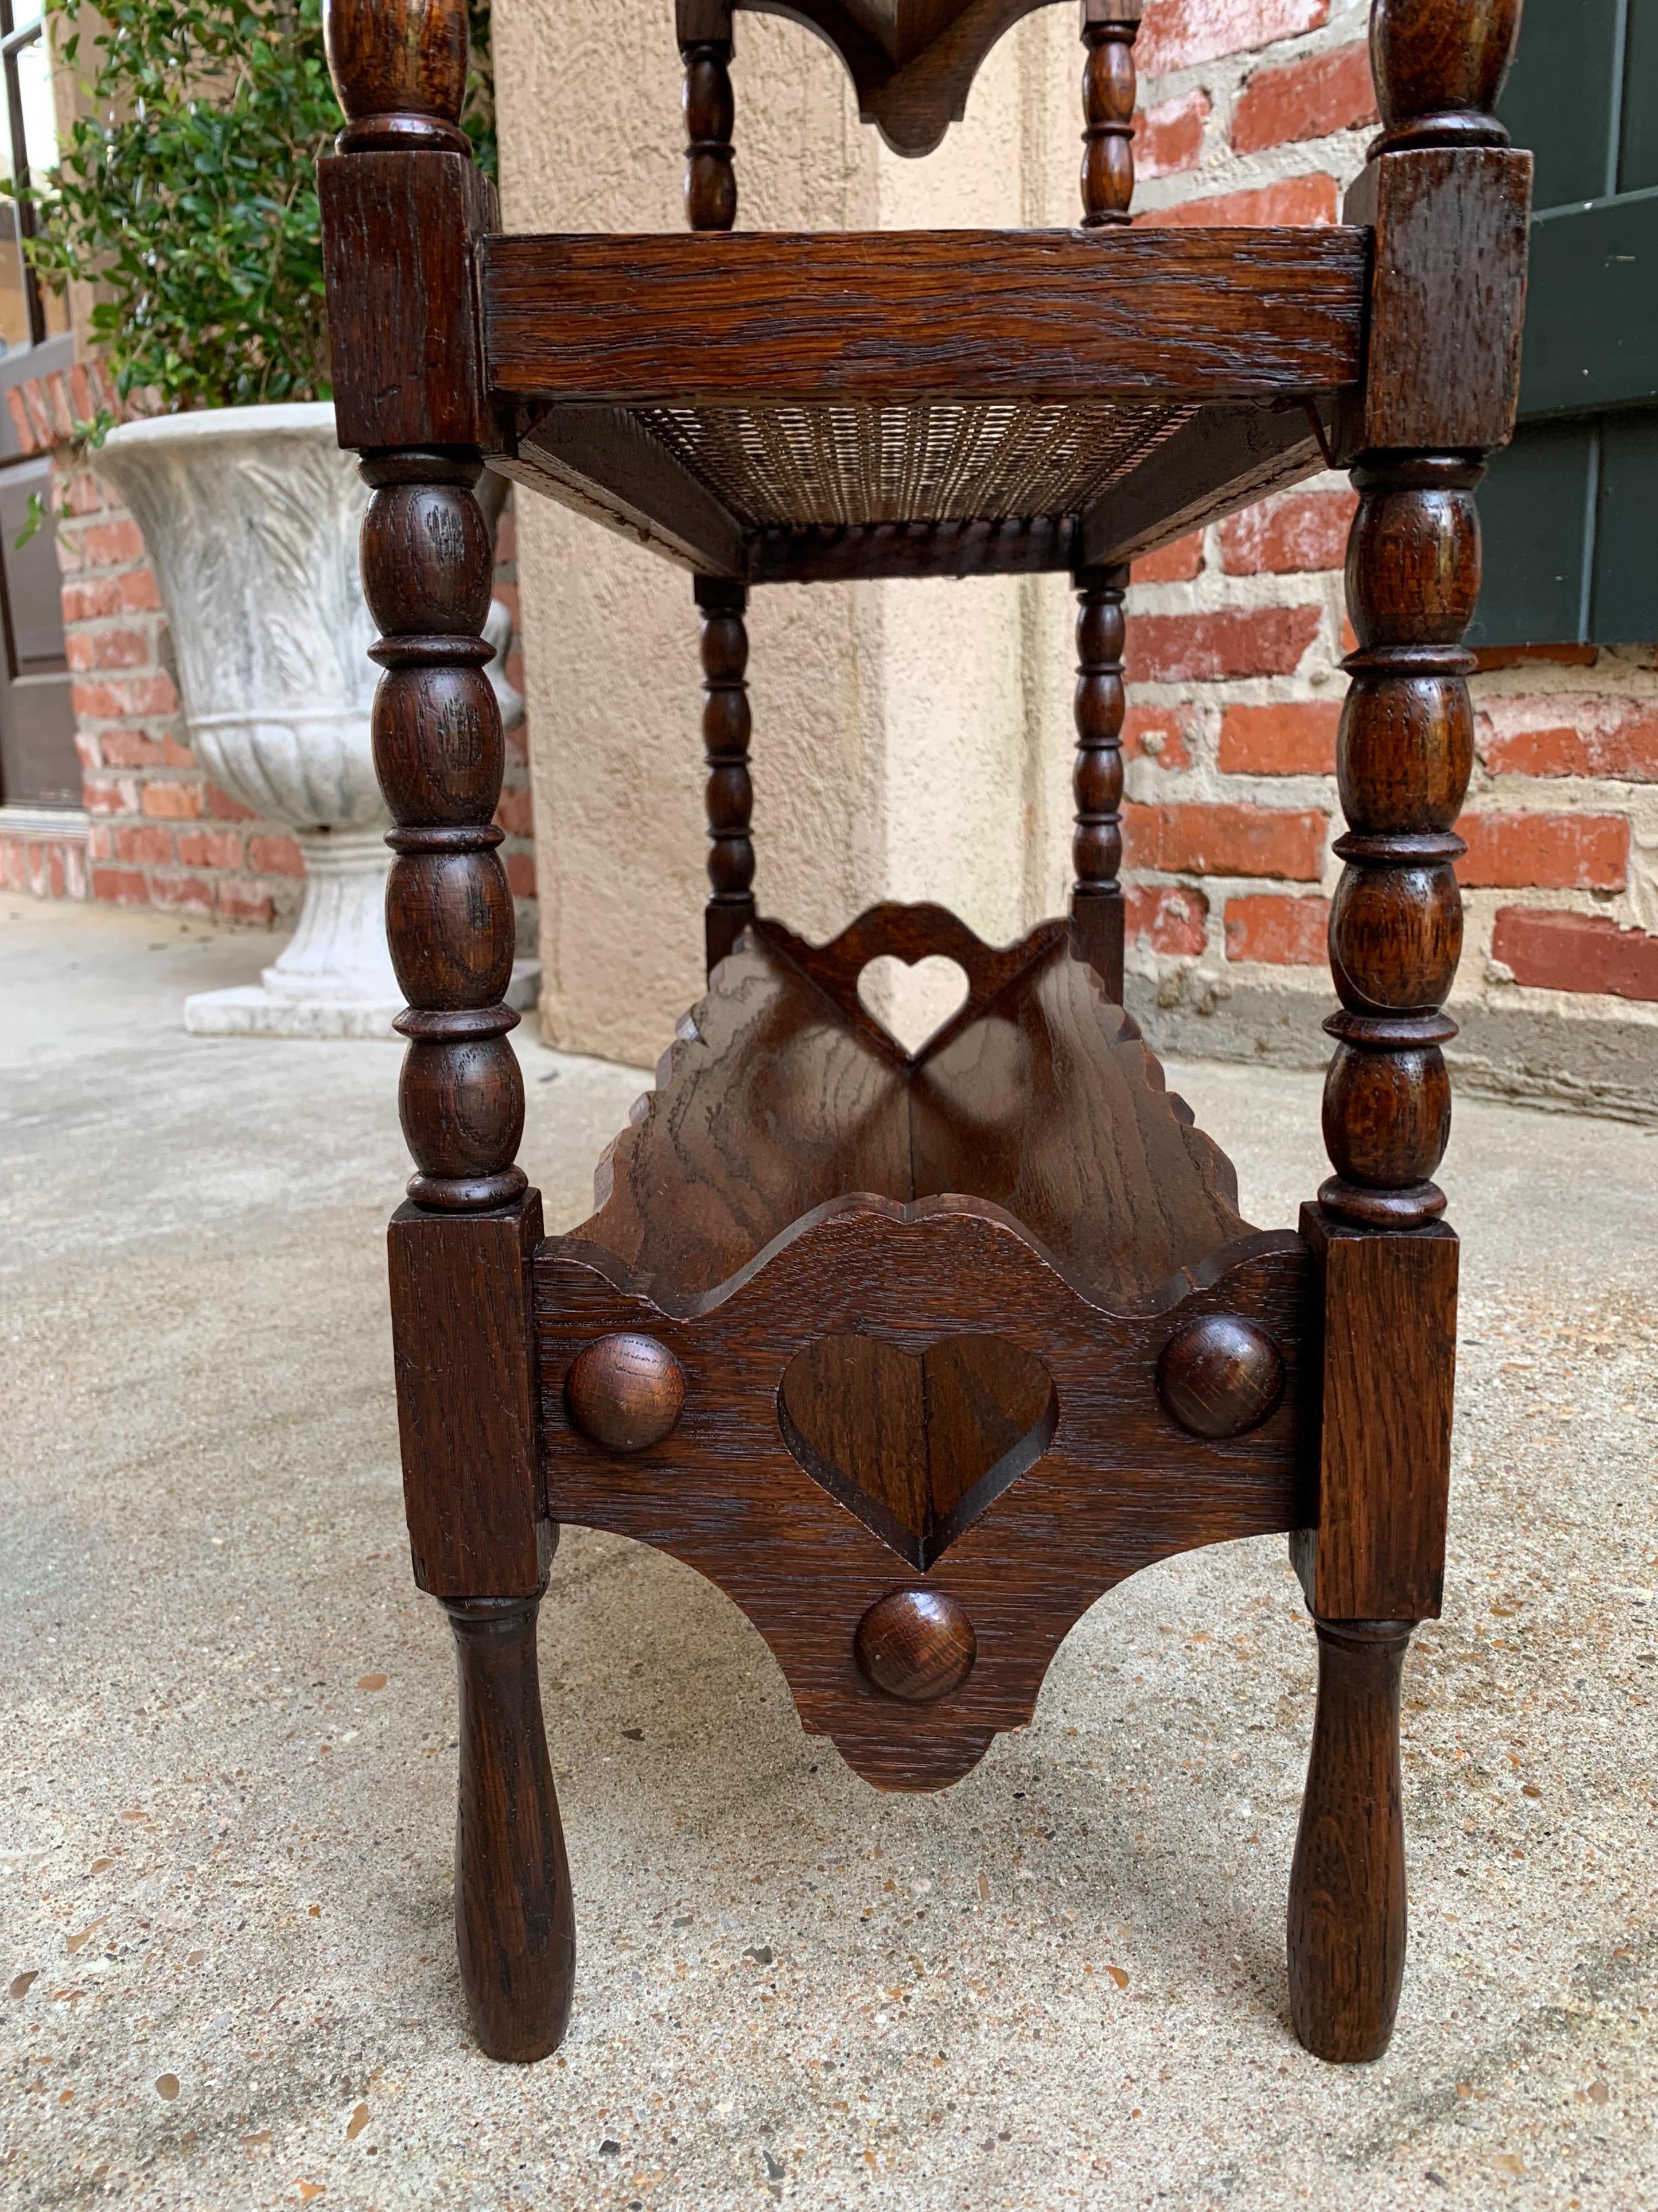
324, 0, 573, 2069
1368, 0, 1521, 152
698, 575, 755, 974
1072, 8, 1138, 998
683, 32, 737, 231
324, 0, 470, 152
1320, 454, 1480, 1231
1080, 1, 1141, 227
1070, 561, 1128, 1001
1289, 0, 1527, 2069
363, 453, 527, 1216
684, 22, 748, 970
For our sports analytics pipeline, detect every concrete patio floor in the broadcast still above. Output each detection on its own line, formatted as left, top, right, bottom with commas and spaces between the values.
2, 893, 1656, 2212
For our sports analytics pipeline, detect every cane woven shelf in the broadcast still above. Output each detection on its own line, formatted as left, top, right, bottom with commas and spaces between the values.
630, 396, 1199, 529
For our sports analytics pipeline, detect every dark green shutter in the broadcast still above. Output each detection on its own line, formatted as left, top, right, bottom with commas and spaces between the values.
1469, 0, 1658, 648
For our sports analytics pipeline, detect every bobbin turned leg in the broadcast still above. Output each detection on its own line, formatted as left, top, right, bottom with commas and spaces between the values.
318, 0, 579, 2058
1287, 456, 1474, 2063
367, 449, 574, 2061
363, 450, 573, 2061
445, 1589, 576, 2061
1286, 0, 1528, 2063
1289, 453, 1477, 2063
698, 576, 755, 975
680, 7, 737, 232
1069, 6, 1139, 1004
1069, 561, 1127, 1000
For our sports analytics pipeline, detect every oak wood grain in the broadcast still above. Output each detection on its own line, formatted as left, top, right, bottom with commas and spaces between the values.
905, 929, 1246, 1306
539, 1200, 1309, 1790
1333, 149, 1531, 465
324, 0, 471, 152
320, 151, 497, 450
1287, 1620, 1412, 2063
320, 0, 1529, 2076
1369, 0, 1520, 153
444, 1590, 575, 2061
745, 516, 1077, 583
389, 1194, 548, 1597
777, 1329, 1056, 1568
1294, 1205, 1457, 1622
1157, 1313, 1285, 1440
565, 1333, 687, 1453
855, 1587, 979, 1702
574, 907, 1246, 1313
480, 229, 1368, 409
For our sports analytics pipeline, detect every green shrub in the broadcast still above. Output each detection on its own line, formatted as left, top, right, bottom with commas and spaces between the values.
20, 0, 494, 413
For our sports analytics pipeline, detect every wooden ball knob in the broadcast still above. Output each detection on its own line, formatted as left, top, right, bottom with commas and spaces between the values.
1157, 1315, 1284, 1440
854, 1590, 976, 1703
566, 1334, 685, 1453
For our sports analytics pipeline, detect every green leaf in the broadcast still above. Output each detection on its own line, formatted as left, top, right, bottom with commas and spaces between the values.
14, 489, 45, 550
25, 0, 497, 410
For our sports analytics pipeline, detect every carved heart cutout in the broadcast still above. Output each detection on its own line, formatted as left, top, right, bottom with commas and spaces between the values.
777, 1333, 1056, 1570
856, 954, 970, 1058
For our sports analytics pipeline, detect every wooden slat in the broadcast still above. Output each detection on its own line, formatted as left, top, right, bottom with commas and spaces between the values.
1080, 402, 1328, 567
481, 228, 1369, 407
498, 403, 746, 576
746, 516, 1077, 582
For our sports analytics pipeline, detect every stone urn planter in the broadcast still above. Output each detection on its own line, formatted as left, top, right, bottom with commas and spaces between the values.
96, 402, 530, 1037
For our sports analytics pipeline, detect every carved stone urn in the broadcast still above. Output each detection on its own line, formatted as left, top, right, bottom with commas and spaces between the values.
96, 402, 529, 1037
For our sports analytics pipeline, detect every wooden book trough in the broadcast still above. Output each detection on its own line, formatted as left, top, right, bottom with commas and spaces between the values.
318, 0, 1531, 2068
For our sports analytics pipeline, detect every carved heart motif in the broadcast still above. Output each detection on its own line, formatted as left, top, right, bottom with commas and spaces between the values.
855, 953, 969, 1056
778, 1332, 1056, 1569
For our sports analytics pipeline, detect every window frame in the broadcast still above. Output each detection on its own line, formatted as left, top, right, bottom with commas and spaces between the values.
0, 0, 53, 349
1469, 0, 1658, 650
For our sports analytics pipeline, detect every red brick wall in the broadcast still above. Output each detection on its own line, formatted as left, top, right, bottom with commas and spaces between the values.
5, 366, 536, 951
1123, 0, 1658, 1036
57, 461, 304, 924
0, 817, 88, 898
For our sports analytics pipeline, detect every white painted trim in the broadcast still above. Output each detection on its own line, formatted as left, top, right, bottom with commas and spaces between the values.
0, 804, 89, 838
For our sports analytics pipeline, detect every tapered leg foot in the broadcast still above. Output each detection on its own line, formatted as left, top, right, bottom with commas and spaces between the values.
1287, 1618, 1414, 2063
442, 1591, 575, 2062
